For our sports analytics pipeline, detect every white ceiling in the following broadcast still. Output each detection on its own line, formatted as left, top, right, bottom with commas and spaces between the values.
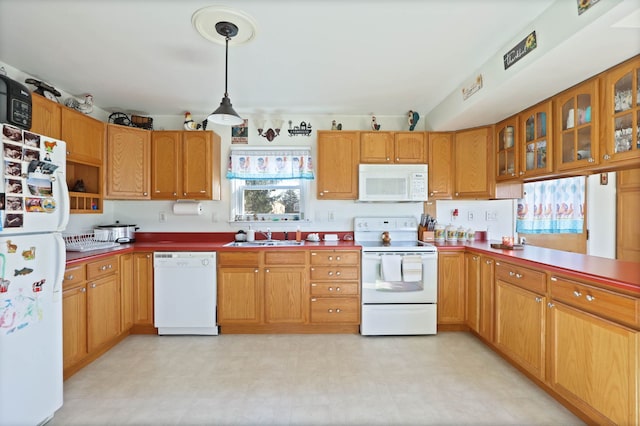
1, 0, 639, 130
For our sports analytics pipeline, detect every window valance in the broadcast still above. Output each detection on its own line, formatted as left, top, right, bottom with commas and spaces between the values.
227, 148, 314, 180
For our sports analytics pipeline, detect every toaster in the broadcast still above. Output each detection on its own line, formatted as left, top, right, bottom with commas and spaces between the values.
0, 74, 32, 130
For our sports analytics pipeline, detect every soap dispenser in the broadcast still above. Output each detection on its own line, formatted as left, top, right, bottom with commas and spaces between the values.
247, 225, 255, 242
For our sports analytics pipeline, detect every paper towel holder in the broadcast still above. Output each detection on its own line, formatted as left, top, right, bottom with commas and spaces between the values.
172, 200, 203, 216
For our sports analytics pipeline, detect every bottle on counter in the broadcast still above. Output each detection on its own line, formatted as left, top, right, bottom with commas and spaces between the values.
247, 225, 255, 242
295, 226, 301, 242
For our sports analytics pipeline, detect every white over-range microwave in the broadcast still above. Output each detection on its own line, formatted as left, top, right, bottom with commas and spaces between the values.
358, 164, 428, 202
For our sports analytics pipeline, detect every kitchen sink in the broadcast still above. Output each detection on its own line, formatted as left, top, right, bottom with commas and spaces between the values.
224, 240, 305, 247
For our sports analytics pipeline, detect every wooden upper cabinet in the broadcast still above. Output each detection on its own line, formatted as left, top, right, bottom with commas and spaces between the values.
151, 130, 220, 200
30, 93, 61, 139
454, 126, 494, 198
394, 132, 426, 163
427, 132, 454, 199
317, 131, 359, 200
518, 100, 553, 179
495, 115, 519, 182
360, 131, 393, 163
105, 124, 150, 199
61, 107, 105, 165
601, 55, 640, 167
360, 131, 425, 163
151, 131, 181, 199
555, 78, 600, 171
183, 131, 216, 199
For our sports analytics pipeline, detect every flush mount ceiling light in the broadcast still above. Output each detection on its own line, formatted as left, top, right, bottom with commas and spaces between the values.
192, 7, 257, 126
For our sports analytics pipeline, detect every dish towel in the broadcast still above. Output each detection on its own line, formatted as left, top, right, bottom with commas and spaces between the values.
402, 255, 423, 282
381, 255, 402, 282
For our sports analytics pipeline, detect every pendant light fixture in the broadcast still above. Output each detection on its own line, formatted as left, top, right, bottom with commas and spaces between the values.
207, 21, 244, 126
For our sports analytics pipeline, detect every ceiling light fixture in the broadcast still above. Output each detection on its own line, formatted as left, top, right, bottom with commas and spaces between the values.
207, 21, 244, 126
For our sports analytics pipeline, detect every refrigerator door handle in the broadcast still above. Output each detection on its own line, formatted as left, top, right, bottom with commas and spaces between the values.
52, 233, 66, 302
55, 170, 70, 231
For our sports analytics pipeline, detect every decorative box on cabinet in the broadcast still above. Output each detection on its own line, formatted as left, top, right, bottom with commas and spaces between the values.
317, 131, 359, 199
601, 55, 640, 167
555, 79, 600, 171
495, 116, 519, 181
105, 124, 151, 199
427, 132, 454, 199
151, 130, 220, 200
30, 93, 61, 139
519, 100, 553, 179
309, 250, 360, 326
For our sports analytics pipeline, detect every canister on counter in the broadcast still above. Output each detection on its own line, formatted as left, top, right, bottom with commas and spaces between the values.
434, 224, 445, 242
445, 224, 457, 242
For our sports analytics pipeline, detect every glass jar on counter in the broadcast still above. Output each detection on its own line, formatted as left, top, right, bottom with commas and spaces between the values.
445, 224, 457, 242
434, 224, 445, 242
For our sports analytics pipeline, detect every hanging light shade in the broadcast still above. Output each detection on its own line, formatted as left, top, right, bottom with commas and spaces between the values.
207, 21, 244, 126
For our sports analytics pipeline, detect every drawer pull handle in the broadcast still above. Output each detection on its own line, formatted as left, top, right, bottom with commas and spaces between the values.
329, 287, 333, 291
328, 309, 333, 313
509, 271, 515, 277
254, 269, 259, 273
328, 271, 333, 276
485, 260, 492, 265
336, 308, 341, 313
585, 295, 595, 302
66, 275, 74, 280
550, 276, 558, 281
336, 257, 341, 261
472, 256, 478, 261
515, 273, 523, 279
336, 287, 341, 292
336, 271, 341, 276
311, 283, 317, 287
328, 256, 333, 261
573, 290, 582, 297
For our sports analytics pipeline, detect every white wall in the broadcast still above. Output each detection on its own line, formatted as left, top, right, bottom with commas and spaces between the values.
436, 199, 516, 242
587, 172, 616, 259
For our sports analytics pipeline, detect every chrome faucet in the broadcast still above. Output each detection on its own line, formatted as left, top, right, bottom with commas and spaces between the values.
259, 228, 272, 240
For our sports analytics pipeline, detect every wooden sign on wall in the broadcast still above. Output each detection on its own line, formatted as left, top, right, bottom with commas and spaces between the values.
503, 31, 537, 70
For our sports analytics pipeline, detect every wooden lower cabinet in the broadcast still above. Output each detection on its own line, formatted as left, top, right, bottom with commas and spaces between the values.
437, 251, 465, 328
62, 282, 87, 371
549, 302, 639, 425
465, 253, 481, 333
218, 249, 359, 332
119, 253, 134, 332
495, 280, 546, 381
62, 255, 129, 379
132, 252, 154, 332
479, 256, 495, 342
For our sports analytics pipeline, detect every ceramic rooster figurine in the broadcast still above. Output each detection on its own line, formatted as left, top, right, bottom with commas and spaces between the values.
184, 111, 207, 131
408, 110, 420, 131
371, 115, 381, 131
65, 94, 93, 114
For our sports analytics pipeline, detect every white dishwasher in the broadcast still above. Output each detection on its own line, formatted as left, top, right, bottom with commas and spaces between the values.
153, 252, 218, 335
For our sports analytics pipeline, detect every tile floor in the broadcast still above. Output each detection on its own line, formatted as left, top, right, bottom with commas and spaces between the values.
51, 332, 583, 425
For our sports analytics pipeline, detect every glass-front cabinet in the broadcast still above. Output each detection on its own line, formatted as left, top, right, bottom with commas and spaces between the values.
601, 55, 640, 166
555, 79, 599, 171
495, 115, 518, 181
519, 100, 552, 178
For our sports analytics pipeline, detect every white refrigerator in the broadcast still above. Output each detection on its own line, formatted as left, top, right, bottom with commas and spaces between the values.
0, 123, 69, 426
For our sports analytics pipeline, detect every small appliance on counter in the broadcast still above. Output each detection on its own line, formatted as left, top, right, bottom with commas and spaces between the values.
95, 221, 139, 243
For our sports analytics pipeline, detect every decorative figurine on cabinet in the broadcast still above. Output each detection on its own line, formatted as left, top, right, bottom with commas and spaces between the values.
331, 120, 342, 130
65, 94, 93, 114
371, 115, 381, 131
184, 111, 207, 131
408, 110, 420, 131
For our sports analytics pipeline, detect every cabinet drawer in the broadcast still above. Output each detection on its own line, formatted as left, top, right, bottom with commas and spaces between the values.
310, 266, 359, 281
550, 275, 639, 328
218, 251, 260, 266
310, 282, 359, 296
63, 264, 85, 288
310, 297, 359, 323
264, 250, 306, 265
310, 251, 359, 265
86, 256, 118, 280
495, 261, 546, 294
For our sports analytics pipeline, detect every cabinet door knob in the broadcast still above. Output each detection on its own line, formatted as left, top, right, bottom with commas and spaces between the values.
336, 287, 341, 291
265, 269, 269, 273
585, 294, 595, 302
65, 275, 74, 280
485, 260, 492, 265
336, 257, 341, 261
535, 297, 542, 303
515, 273, 523, 279
573, 290, 582, 297
603, 154, 611, 160
80, 288, 86, 293
329, 287, 333, 291
336, 308, 341, 313
336, 271, 341, 276
328, 271, 333, 276
472, 256, 478, 261
328, 309, 333, 313
328, 256, 333, 261
547, 302, 554, 308
91, 283, 96, 288
143, 192, 148, 196
254, 269, 259, 273
509, 271, 515, 277
173, 192, 177, 196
